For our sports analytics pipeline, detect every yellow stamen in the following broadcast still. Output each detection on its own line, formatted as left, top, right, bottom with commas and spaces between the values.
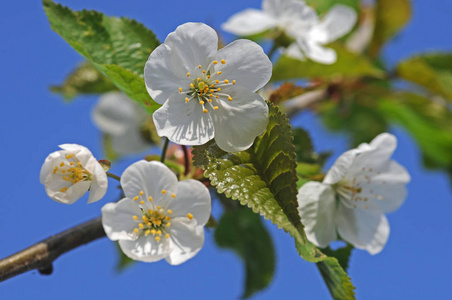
203, 109, 208, 114
166, 222, 171, 228
197, 77, 201, 82
185, 97, 189, 103
224, 79, 229, 84
133, 228, 139, 234
221, 59, 226, 64
171, 194, 176, 198
165, 233, 170, 239
167, 209, 173, 214
155, 236, 161, 242
60, 162, 64, 167
139, 223, 144, 229
202, 70, 206, 74
139, 200, 145, 205
60, 187, 68, 192
215, 80, 219, 84
165, 216, 171, 221
190, 83, 194, 89
187, 213, 194, 220
161, 189, 167, 194
139, 191, 144, 196
133, 196, 139, 201
151, 229, 157, 235
133, 215, 138, 220
228, 96, 232, 101
217, 71, 222, 75
213, 106, 219, 110
156, 230, 162, 235
178, 87, 182, 93
145, 230, 151, 236
199, 100, 205, 105
213, 60, 218, 64
187, 72, 190, 77
156, 206, 161, 209
232, 80, 236, 85
148, 196, 153, 202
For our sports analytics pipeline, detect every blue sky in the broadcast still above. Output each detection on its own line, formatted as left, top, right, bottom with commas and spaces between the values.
1, 0, 451, 299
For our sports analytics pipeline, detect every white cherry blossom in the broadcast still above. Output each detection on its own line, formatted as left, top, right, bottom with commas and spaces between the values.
40, 144, 108, 204
92, 92, 151, 155
102, 160, 211, 265
297, 133, 410, 254
144, 22, 272, 152
222, 0, 357, 64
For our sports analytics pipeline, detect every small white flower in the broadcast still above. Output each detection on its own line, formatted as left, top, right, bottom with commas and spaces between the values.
297, 133, 410, 254
101, 160, 211, 265
222, 0, 357, 64
40, 144, 108, 204
144, 22, 272, 152
92, 92, 151, 155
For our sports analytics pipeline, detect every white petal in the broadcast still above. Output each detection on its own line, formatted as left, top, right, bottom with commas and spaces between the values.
111, 128, 151, 155
296, 37, 337, 64
356, 161, 410, 213
297, 182, 337, 248
120, 160, 178, 208
222, 9, 277, 36
45, 178, 91, 204
92, 92, 138, 135
168, 180, 211, 226
40, 149, 64, 184
310, 5, 357, 44
337, 204, 390, 255
165, 23, 218, 78
214, 39, 272, 92
153, 94, 214, 146
211, 86, 269, 152
119, 235, 172, 263
101, 198, 142, 241
284, 43, 306, 60
144, 43, 189, 104
352, 133, 397, 170
59, 144, 94, 167
323, 149, 359, 185
86, 161, 108, 203
165, 219, 205, 265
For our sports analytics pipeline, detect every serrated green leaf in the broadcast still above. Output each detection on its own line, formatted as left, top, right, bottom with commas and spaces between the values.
51, 61, 117, 100
396, 53, 452, 101
304, 0, 359, 14
272, 44, 383, 81
378, 92, 452, 168
43, 0, 161, 114
215, 208, 275, 299
369, 0, 411, 57
293, 128, 314, 162
321, 244, 354, 272
317, 258, 355, 300
193, 102, 355, 299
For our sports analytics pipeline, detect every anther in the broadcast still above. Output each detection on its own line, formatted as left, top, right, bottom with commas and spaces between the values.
213, 106, 219, 110
203, 109, 208, 114
60, 187, 68, 192
199, 100, 205, 105
155, 236, 161, 242
139, 191, 144, 196
215, 80, 219, 84
178, 87, 183, 93
167, 209, 173, 214
202, 70, 206, 74
139, 200, 145, 205
161, 189, 167, 194
213, 61, 218, 64
133, 228, 139, 234
171, 194, 176, 198
197, 78, 201, 82
187, 213, 194, 220
221, 59, 226, 64
187, 72, 190, 77
228, 96, 233, 101
151, 229, 157, 235
224, 79, 229, 84
232, 80, 236, 84
148, 196, 153, 202
185, 97, 189, 103
165, 233, 170, 239
145, 230, 151, 236
217, 71, 222, 75
133, 196, 139, 201
139, 223, 144, 229
190, 83, 194, 89
60, 162, 64, 167
133, 215, 138, 220
198, 65, 202, 69
166, 222, 171, 227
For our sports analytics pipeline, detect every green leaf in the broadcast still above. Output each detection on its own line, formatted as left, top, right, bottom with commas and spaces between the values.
304, 0, 359, 14
115, 242, 136, 272
272, 44, 383, 81
369, 0, 411, 57
43, 0, 161, 113
321, 244, 354, 272
50, 61, 117, 100
396, 53, 452, 101
215, 208, 275, 299
193, 102, 355, 299
378, 92, 452, 168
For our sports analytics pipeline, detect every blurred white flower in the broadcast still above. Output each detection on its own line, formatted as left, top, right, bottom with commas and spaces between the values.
144, 22, 272, 152
222, 0, 357, 64
102, 160, 211, 265
297, 133, 410, 254
92, 92, 151, 155
40, 144, 108, 204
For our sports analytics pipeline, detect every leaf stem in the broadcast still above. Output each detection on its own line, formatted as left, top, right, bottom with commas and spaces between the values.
160, 137, 170, 163
106, 172, 121, 182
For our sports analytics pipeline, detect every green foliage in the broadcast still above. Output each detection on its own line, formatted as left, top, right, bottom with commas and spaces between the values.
193, 103, 355, 299
396, 53, 452, 101
51, 61, 117, 100
102, 134, 119, 162
272, 44, 383, 81
43, 0, 161, 113
215, 208, 275, 299
321, 244, 354, 271
378, 92, 452, 168
304, 0, 359, 14
369, 0, 411, 57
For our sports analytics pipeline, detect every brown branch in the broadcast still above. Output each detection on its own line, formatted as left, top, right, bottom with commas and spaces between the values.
0, 216, 105, 282
283, 89, 328, 118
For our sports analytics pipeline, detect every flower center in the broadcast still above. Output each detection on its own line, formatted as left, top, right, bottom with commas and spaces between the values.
178, 59, 236, 114
53, 153, 91, 193
130, 189, 194, 242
